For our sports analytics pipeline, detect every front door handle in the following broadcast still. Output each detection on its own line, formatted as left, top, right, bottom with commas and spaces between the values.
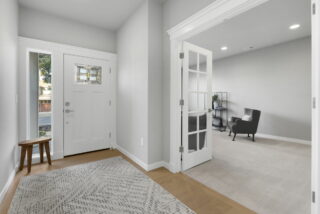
208, 108, 213, 113
65, 109, 74, 113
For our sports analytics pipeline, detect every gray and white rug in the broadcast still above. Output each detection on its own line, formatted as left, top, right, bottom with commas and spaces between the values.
9, 157, 194, 214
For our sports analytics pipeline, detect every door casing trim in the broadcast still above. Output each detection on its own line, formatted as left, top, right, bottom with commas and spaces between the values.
18, 37, 117, 160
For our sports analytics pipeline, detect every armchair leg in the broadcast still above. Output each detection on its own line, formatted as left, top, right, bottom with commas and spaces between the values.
248, 133, 250, 137
252, 134, 255, 142
229, 130, 231, 136
232, 133, 237, 141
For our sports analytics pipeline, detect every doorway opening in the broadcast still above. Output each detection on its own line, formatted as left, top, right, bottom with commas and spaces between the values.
28, 52, 52, 154
169, 0, 313, 213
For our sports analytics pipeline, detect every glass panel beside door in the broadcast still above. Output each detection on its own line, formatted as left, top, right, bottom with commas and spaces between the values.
29, 52, 52, 154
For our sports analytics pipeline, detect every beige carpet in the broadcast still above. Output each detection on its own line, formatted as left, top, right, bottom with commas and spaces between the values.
185, 131, 311, 214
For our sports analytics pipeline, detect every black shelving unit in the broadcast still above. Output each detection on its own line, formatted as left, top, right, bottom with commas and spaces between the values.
212, 92, 228, 132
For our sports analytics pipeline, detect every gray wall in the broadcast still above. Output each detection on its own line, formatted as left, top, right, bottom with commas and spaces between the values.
19, 6, 116, 53
117, 0, 163, 165
0, 0, 18, 198
117, 1, 149, 164
148, 0, 163, 164
162, 0, 217, 162
213, 37, 311, 141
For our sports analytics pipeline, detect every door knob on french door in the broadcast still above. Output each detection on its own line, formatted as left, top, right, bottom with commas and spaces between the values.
208, 108, 213, 113
65, 109, 74, 113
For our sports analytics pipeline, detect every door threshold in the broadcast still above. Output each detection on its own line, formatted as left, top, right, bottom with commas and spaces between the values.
64, 148, 111, 158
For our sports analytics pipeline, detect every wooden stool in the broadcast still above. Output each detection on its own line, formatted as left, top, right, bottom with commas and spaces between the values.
19, 137, 52, 173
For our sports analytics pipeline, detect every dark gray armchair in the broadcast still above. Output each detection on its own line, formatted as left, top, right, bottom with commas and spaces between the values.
228, 108, 261, 142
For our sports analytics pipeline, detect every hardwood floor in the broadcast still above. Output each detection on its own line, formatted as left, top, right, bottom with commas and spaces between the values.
0, 149, 255, 214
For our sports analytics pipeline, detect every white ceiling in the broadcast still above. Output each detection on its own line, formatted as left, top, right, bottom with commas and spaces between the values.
187, 0, 311, 60
18, 0, 149, 30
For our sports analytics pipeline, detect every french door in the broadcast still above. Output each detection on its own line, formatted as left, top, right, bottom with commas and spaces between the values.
182, 42, 213, 171
64, 55, 111, 156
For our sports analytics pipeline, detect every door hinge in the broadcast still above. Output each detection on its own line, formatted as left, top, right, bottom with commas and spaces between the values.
313, 3, 316, 15
179, 99, 184, 106
312, 191, 316, 203
179, 146, 184, 153
109, 100, 112, 106
109, 68, 112, 74
313, 97, 316, 109
179, 53, 185, 59
109, 132, 112, 138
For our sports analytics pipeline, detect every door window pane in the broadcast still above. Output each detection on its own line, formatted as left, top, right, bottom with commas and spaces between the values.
188, 93, 197, 112
189, 51, 198, 70
189, 72, 197, 92
199, 54, 207, 72
76, 65, 102, 84
199, 131, 207, 150
198, 93, 207, 111
188, 113, 198, 132
199, 114, 207, 131
198, 74, 207, 92
188, 133, 198, 153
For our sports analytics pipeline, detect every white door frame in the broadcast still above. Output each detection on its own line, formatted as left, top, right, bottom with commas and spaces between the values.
18, 37, 117, 161
312, 1, 320, 213
168, 0, 318, 213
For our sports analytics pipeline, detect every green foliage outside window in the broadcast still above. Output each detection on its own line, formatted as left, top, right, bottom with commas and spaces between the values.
38, 54, 51, 84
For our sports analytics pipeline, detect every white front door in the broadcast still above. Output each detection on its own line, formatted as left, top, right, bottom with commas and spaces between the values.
64, 55, 111, 156
182, 42, 213, 171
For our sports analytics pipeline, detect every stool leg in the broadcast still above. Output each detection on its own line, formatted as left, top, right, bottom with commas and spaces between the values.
27, 146, 33, 173
19, 147, 27, 171
39, 143, 44, 163
44, 142, 52, 165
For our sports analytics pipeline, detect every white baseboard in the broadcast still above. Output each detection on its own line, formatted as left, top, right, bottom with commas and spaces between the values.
115, 144, 171, 172
256, 133, 311, 145
162, 161, 175, 172
116, 144, 149, 171
0, 164, 19, 204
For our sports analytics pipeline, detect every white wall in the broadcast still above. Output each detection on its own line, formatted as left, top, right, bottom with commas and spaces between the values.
162, 0, 216, 162
148, 0, 163, 164
117, 1, 149, 164
213, 37, 311, 141
0, 0, 18, 201
19, 6, 116, 53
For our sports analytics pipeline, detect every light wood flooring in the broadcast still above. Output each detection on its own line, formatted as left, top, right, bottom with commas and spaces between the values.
0, 149, 255, 214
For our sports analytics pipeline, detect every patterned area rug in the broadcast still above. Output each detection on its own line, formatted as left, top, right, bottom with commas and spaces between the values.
9, 157, 194, 214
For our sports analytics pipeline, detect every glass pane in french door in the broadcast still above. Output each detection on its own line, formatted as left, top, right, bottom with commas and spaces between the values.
189, 51, 198, 70
198, 73, 207, 92
199, 131, 207, 150
187, 49, 209, 154
188, 133, 197, 153
199, 54, 207, 72
188, 113, 197, 132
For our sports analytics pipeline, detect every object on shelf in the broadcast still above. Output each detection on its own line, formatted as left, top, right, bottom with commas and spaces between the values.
212, 92, 228, 131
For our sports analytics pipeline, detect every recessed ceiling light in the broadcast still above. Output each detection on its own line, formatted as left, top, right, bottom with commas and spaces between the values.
289, 24, 301, 30
221, 46, 228, 51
